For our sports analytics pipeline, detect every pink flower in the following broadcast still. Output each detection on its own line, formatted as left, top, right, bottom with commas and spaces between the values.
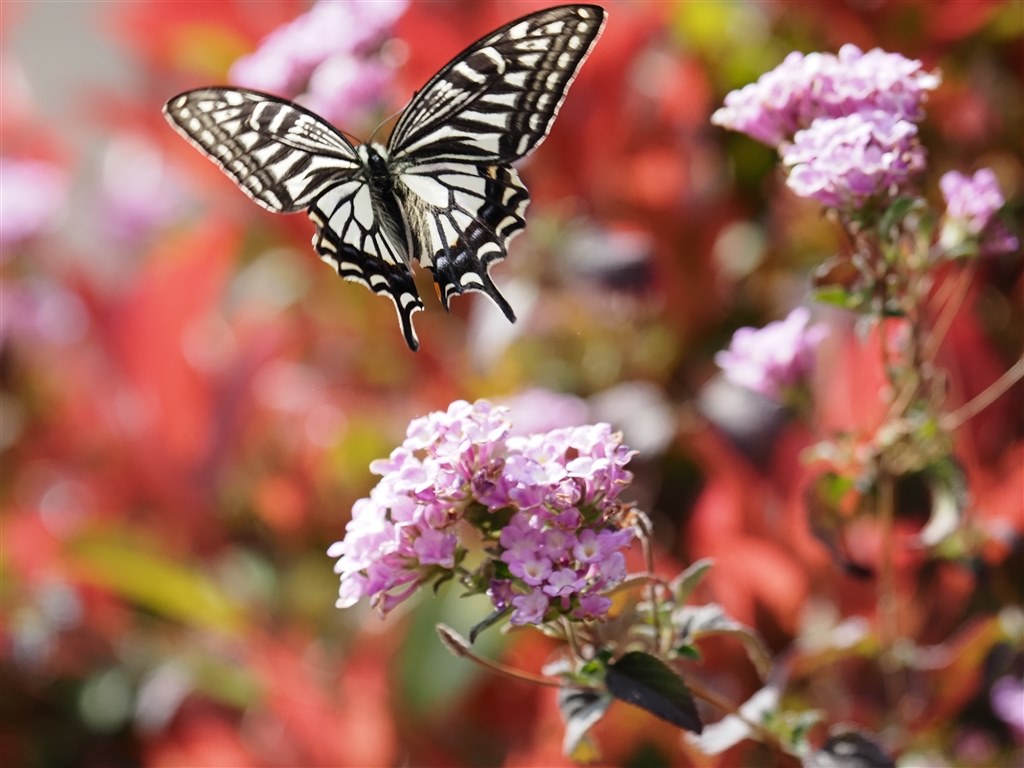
575, 592, 613, 619
0, 157, 67, 247
782, 112, 926, 208
712, 45, 939, 148
510, 589, 549, 626
229, 0, 407, 124
991, 675, 1024, 741
714, 308, 827, 400
329, 399, 638, 622
939, 169, 1019, 257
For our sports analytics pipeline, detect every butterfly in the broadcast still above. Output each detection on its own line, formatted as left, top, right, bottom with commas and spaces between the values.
163, 4, 605, 350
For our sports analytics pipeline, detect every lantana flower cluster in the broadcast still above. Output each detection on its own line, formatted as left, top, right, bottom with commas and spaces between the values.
712, 44, 939, 207
329, 400, 637, 626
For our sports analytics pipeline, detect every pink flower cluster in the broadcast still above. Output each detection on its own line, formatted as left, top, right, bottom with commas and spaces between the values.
329, 400, 637, 625
714, 307, 827, 400
713, 44, 939, 208
229, 0, 407, 124
712, 45, 939, 148
939, 169, 1019, 257
783, 112, 926, 209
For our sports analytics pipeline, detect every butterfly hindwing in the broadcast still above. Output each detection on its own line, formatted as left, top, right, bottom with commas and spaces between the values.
398, 163, 529, 319
309, 175, 423, 350
163, 89, 362, 212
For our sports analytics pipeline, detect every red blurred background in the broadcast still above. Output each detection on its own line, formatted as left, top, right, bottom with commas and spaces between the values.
2, 1, 1021, 766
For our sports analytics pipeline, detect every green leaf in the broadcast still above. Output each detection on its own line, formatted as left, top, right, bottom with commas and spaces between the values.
675, 644, 702, 661
604, 651, 702, 733
558, 687, 612, 762
397, 583, 503, 716
877, 196, 924, 238
669, 558, 714, 605
804, 472, 874, 579
674, 603, 771, 679
69, 533, 245, 635
812, 286, 865, 311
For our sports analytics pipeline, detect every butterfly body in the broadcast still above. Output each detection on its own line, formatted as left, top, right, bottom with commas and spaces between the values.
165, 4, 605, 350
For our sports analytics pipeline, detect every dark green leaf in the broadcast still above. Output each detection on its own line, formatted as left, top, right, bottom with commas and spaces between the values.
604, 651, 702, 733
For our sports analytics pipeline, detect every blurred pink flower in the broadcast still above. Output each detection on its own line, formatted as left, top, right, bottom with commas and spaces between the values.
991, 675, 1024, 741
714, 307, 827, 400
0, 157, 68, 248
712, 44, 939, 148
0, 277, 88, 347
939, 169, 1019, 257
301, 57, 396, 126
99, 134, 184, 241
501, 388, 590, 436
782, 111, 927, 208
229, 0, 407, 124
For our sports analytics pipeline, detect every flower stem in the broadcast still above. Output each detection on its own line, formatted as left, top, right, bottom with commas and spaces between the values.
941, 356, 1024, 431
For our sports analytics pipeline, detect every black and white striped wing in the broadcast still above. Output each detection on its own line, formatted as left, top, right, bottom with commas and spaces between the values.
388, 4, 605, 165
308, 170, 424, 351
163, 88, 362, 211
387, 4, 605, 318
164, 88, 424, 349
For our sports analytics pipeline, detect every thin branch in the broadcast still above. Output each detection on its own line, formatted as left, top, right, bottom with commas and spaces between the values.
941, 356, 1024, 431
923, 267, 973, 361
436, 623, 581, 689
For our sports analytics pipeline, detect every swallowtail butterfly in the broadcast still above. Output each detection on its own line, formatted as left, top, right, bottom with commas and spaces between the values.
164, 4, 605, 350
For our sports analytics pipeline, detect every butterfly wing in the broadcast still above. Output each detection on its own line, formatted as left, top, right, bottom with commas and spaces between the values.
387, 4, 605, 319
389, 4, 606, 164
163, 88, 362, 211
164, 88, 424, 349
308, 173, 424, 350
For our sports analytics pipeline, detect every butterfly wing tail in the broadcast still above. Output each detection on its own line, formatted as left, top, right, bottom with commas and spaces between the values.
313, 226, 425, 351
429, 165, 529, 323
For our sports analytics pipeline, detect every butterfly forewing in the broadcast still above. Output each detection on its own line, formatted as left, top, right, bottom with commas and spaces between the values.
164, 89, 362, 212
388, 4, 605, 165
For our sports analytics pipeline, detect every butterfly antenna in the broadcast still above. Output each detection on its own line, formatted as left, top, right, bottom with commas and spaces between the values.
368, 103, 407, 145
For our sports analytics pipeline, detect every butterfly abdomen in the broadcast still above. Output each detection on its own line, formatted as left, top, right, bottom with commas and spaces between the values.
358, 144, 412, 263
